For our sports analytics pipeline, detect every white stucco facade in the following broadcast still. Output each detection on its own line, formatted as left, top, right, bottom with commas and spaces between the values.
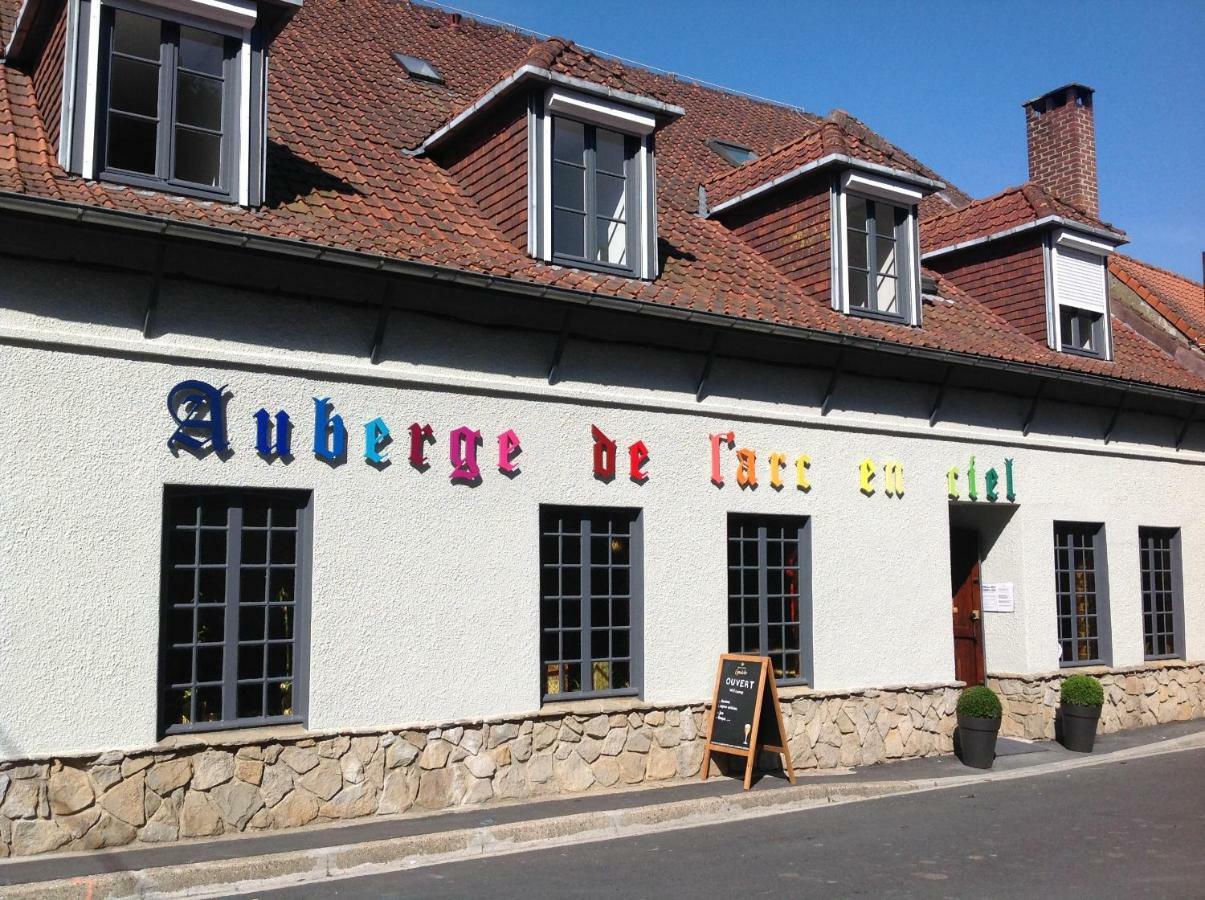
1, 256, 1202, 761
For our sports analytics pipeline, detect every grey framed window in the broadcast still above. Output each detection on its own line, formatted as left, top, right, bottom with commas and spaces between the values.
846, 195, 911, 319
539, 506, 642, 701
98, 7, 239, 201
1054, 522, 1110, 667
727, 514, 812, 684
160, 487, 311, 735
1059, 306, 1105, 357
551, 117, 638, 275
1140, 527, 1183, 660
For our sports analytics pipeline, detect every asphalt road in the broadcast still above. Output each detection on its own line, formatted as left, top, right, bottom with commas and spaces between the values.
239, 747, 1205, 899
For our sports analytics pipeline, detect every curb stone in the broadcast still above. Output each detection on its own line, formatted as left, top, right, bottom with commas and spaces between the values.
2, 729, 1202, 899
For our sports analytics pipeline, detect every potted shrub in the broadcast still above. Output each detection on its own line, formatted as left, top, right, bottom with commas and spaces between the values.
956, 685, 1002, 769
1059, 674, 1104, 752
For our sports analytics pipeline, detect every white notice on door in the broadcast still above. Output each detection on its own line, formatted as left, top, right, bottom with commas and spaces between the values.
982, 582, 1015, 613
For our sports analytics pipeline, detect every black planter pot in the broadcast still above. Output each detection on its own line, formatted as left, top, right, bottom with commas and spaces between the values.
956, 714, 1001, 769
1059, 703, 1101, 753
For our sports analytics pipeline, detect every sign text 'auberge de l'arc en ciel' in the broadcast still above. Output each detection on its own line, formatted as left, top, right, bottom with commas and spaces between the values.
166, 380, 1016, 500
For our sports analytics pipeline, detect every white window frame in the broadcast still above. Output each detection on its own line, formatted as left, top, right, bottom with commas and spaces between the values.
1044, 228, 1114, 360
830, 170, 923, 326
74, 0, 255, 205
529, 87, 659, 280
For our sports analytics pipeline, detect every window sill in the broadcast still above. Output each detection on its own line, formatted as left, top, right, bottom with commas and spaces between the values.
1057, 346, 1108, 361
540, 693, 642, 716
98, 170, 239, 206
156, 722, 309, 751
773, 683, 813, 702
548, 255, 641, 281
847, 305, 914, 326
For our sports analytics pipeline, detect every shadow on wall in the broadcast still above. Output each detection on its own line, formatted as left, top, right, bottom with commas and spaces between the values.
1, 221, 1199, 454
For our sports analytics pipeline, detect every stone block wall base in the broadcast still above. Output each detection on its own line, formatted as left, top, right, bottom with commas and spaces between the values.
990, 661, 1205, 741
0, 682, 955, 858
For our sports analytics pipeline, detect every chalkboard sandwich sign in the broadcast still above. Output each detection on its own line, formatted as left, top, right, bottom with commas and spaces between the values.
701, 654, 796, 790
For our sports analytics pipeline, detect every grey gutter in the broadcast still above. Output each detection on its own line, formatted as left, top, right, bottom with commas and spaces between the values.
705, 154, 946, 218
416, 64, 685, 155
0, 189, 1200, 406
922, 215, 1128, 260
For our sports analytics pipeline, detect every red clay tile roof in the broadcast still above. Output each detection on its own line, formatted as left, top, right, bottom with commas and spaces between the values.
1110, 254, 1205, 347
1, 0, 1201, 395
920, 182, 1125, 254
705, 112, 969, 218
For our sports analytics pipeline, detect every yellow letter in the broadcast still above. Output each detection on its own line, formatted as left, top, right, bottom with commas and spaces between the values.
768, 452, 786, 489
795, 454, 812, 491
883, 460, 905, 497
859, 458, 875, 495
947, 466, 960, 499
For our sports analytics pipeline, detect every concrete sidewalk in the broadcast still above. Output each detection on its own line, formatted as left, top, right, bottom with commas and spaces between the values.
2, 720, 1202, 899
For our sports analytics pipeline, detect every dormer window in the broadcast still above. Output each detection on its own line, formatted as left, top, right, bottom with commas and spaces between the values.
100, 9, 236, 197
1047, 229, 1113, 360
59, 0, 276, 207
831, 171, 922, 325
531, 87, 660, 279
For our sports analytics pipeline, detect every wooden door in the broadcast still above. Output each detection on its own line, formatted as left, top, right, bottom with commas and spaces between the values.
950, 528, 985, 685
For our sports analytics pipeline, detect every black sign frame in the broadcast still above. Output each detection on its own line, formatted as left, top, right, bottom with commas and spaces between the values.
701, 653, 796, 790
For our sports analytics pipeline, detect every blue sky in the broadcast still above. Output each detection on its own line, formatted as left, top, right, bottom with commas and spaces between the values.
443, 0, 1205, 280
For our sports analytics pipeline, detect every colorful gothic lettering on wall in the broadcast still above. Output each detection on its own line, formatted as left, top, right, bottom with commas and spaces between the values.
167, 380, 525, 485
947, 456, 1017, 502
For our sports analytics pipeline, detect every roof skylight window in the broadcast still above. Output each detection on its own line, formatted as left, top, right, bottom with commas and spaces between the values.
707, 139, 758, 166
392, 52, 444, 84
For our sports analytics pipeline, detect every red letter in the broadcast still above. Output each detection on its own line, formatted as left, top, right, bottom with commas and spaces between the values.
710, 431, 735, 486
592, 425, 616, 480
629, 440, 650, 483
408, 422, 435, 469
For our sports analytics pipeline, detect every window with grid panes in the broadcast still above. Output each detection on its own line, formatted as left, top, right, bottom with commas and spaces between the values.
845, 195, 911, 319
551, 118, 637, 274
1054, 522, 1108, 666
539, 507, 641, 700
100, 8, 238, 199
160, 488, 310, 734
1058, 306, 1105, 357
1139, 527, 1182, 660
727, 515, 808, 683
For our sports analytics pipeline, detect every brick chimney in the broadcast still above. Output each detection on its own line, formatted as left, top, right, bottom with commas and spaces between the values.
1023, 84, 1099, 217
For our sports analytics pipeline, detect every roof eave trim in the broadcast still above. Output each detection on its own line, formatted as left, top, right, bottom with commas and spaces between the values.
416, 64, 685, 155
5, 0, 302, 60
4, 0, 38, 62
705, 154, 945, 218
0, 190, 1196, 405
922, 216, 1128, 261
